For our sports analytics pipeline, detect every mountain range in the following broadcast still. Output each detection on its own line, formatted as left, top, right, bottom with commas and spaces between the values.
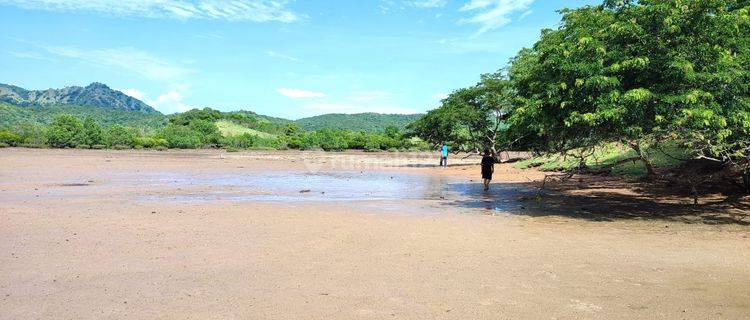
0, 82, 158, 114
0, 82, 423, 132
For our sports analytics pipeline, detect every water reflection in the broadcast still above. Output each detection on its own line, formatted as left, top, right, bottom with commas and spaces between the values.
135, 171, 454, 203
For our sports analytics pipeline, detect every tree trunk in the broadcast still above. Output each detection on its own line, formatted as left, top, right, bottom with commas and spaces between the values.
743, 170, 750, 193
690, 181, 699, 205
630, 142, 656, 177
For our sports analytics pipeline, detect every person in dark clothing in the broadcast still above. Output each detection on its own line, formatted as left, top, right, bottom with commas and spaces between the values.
481, 149, 496, 191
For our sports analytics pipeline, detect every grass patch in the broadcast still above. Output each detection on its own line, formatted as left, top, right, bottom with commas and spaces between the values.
216, 120, 276, 139
514, 142, 688, 177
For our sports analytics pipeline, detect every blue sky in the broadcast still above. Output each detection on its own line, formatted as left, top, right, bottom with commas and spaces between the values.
0, 0, 599, 119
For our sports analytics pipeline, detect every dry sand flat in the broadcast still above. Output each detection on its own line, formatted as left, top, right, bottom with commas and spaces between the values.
1, 148, 749, 319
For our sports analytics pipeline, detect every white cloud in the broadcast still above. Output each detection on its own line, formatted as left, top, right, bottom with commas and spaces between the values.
519, 9, 532, 20
43, 46, 192, 81
7, 50, 53, 61
459, 0, 535, 35
266, 50, 299, 62
405, 0, 446, 8
278, 88, 326, 99
150, 90, 193, 114
119, 88, 146, 100
0, 0, 299, 22
118, 87, 193, 114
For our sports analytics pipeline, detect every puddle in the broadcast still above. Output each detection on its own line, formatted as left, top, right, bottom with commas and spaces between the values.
446, 181, 539, 213
134, 171, 456, 203
3, 170, 536, 214
127, 171, 536, 214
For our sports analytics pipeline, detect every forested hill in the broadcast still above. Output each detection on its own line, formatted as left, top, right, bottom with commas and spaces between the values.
0, 82, 158, 114
295, 113, 423, 132
0, 83, 423, 134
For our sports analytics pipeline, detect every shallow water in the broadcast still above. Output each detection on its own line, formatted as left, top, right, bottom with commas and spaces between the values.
0, 169, 534, 214
124, 170, 532, 211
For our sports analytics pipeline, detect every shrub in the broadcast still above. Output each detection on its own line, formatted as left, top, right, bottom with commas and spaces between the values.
162, 124, 203, 149
345, 131, 367, 150
0, 142, 8, 148
12, 123, 46, 145
299, 132, 322, 150
106, 125, 135, 148
135, 136, 168, 149
188, 119, 222, 146
46, 114, 84, 148
223, 133, 257, 149
283, 134, 302, 149
404, 137, 431, 151
318, 129, 348, 151
255, 136, 283, 149
364, 135, 383, 152
0, 130, 21, 146
82, 116, 105, 147
169, 108, 222, 126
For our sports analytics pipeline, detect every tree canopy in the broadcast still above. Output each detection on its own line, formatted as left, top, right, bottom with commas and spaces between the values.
408, 72, 514, 154
412, 0, 750, 178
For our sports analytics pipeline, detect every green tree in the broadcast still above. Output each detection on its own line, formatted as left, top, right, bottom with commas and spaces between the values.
82, 116, 105, 147
0, 129, 21, 146
224, 133, 257, 149
283, 123, 301, 136
188, 119, 222, 146
318, 129, 348, 151
169, 108, 222, 126
162, 124, 203, 149
409, 72, 514, 154
384, 125, 402, 140
507, 0, 750, 176
46, 114, 84, 148
12, 122, 47, 145
106, 125, 135, 148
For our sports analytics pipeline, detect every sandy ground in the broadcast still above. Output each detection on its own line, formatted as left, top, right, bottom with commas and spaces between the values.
1, 148, 749, 319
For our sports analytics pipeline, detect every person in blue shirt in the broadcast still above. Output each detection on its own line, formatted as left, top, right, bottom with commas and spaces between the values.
440, 144, 449, 167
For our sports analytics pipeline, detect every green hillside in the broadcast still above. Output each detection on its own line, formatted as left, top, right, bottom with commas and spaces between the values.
227, 110, 292, 126
295, 113, 423, 132
215, 120, 277, 139
0, 102, 167, 129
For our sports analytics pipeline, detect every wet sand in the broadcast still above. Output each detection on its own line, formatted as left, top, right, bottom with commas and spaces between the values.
1, 148, 749, 319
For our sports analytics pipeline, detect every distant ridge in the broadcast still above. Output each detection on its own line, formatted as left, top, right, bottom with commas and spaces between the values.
295, 113, 423, 132
0, 82, 424, 133
0, 82, 159, 114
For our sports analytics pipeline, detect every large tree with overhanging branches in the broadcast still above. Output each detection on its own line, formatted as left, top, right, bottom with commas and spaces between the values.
411, 0, 750, 186
509, 0, 749, 176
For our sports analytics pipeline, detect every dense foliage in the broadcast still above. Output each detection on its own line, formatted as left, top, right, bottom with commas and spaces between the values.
0, 102, 167, 129
411, 0, 750, 183
1, 108, 430, 152
296, 113, 423, 132
408, 72, 514, 154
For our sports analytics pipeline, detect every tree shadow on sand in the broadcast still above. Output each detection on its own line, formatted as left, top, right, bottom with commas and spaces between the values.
445, 178, 750, 226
